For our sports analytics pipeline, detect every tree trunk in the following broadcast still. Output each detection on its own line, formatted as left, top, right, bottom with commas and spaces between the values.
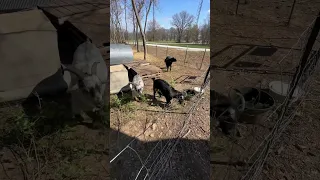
124, 0, 128, 41
132, 11, 137, 47
131, 0, 147, 60
152, 1, 155, 41
136, 25, 139, 51
144, 0, 153, 36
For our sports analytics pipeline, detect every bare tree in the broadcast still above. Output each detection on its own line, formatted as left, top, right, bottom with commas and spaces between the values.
131, 0, 147, 60
147, 19, 161, 40
124, 0, 128, 41
200, 16, 210, 44
143, 0, 153, 36
171, 11, 195, 43
110, 0, 124, 43
132, 0, 145, 52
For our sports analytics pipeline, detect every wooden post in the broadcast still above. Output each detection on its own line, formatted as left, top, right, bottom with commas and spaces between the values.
156, 44, 158, 57
236, 0, 240, 15
184, 46, 189, 64
287, 0, 297, 26
200, 48, 207, 70
166, 45, 169, 56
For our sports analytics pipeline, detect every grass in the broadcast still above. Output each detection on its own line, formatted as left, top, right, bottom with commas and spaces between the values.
110, 94, 136, 112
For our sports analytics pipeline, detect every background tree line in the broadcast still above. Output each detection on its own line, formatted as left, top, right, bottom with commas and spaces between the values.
110, 0, 210, 45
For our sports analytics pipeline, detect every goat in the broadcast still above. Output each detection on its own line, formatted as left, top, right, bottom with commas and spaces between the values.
211, 89, 245, 136
152, 78, 185, 107
61, 39, 107, 122
123, 64, 144, 100
164, 56, 177, 72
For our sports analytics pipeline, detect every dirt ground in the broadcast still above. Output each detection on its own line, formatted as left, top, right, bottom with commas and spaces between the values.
0, 97, 109, 179
109, 48, 210, 179
210, 0, 319, 179
134, 44, 210, 72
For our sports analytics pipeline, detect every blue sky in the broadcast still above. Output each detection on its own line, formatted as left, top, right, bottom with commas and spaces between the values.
124, 0, 210, 32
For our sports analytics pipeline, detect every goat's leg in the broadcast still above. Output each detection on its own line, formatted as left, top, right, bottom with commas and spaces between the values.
71, 92, 84, 122
170, 66, 172, 71
153, 88, 157, 101
164, 97, 172, 107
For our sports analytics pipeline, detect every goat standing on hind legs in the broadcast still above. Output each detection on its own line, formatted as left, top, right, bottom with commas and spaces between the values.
164, 56, 177, 72
152, 78, 186, 108
211, 89, 246, 137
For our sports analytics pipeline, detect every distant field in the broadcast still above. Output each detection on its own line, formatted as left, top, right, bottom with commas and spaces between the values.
127, 41, 209, 49
164, 43, 209, 49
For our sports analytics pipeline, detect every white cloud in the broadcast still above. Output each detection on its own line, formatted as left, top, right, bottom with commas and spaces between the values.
207, 9, 210, 14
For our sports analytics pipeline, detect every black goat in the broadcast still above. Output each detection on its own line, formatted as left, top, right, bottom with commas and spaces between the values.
164, 56, 177, 72
152, 78, 185, 107
211, 89, 245, 136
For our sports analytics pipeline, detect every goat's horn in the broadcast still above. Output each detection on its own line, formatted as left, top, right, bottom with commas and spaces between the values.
63, 65, 87, 79
91, 62, 100, 75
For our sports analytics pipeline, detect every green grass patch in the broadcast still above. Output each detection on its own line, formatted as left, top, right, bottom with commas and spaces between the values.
110, 95, 136, 112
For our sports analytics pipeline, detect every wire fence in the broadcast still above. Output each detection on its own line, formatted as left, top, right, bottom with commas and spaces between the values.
211, 14, 320, 180
128, 42, 210, 71
110, 67, 211, 180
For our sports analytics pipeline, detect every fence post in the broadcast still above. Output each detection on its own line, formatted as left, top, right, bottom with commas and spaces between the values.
166, 44, 169, 56
286, 0, 297, 26
184, 46, 188, 65
200, 48, 207, 70
156, 43, 158, 57
280, 11, 320, 120
236, 0, 240, 15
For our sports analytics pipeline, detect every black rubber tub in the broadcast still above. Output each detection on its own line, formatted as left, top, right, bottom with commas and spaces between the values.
229, 87, 275, 124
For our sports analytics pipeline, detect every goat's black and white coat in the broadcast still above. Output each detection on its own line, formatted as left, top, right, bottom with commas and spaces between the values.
152, 78, 185, 107
61, 39, 107, 118
211, 89, 245, 136
164, 56, 177, 72
123, 64, 144, 99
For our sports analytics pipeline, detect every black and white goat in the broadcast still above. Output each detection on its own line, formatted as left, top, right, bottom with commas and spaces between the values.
61, 39, 107, 120
211, 89, 245, 136
123, 64, 144, 100
152, 78, 185, 107
164, 56, 177, 72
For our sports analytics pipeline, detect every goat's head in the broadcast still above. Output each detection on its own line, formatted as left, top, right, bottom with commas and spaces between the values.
176, 91, 187, 104
80, 75, 104, 108
64, 62, 105, 109
129, 83, 143, 96
165, 56, 177, 63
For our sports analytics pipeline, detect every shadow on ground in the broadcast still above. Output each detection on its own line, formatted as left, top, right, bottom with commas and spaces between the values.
109, 128, 210, 180
0, 69, 109, 179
